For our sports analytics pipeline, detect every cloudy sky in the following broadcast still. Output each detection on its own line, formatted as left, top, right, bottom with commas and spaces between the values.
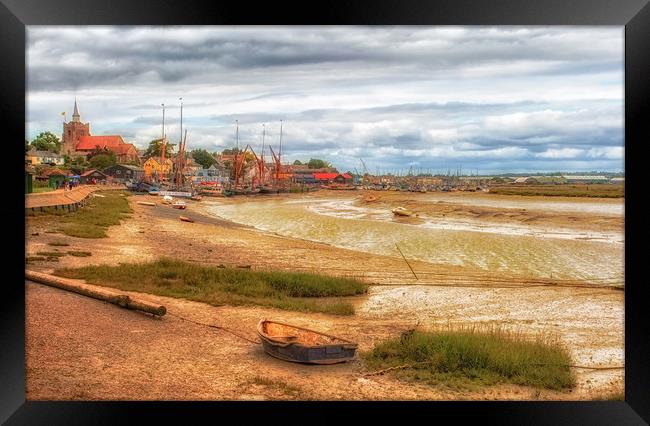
27, 26, 624, 174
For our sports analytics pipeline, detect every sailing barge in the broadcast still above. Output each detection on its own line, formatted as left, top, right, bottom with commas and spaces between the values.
257, 319, 358, 364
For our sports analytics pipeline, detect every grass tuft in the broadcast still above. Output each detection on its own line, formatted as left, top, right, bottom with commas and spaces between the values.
26, 256, 46, 262
36, 251, 66, 257
67, 251, 92, 257
363, 327, 576, 391
28, 191, 132, 238
53, 258, 367, 315
489, 184, 623, 198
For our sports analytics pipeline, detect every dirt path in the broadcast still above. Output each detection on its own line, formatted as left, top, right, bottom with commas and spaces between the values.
24, 191, 624, 400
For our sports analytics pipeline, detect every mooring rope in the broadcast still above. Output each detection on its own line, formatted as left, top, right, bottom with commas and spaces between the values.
167, 312, 261, 345
363, 362, 624, 377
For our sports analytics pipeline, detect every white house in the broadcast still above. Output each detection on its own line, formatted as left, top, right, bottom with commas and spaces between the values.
26, 149, 65, 166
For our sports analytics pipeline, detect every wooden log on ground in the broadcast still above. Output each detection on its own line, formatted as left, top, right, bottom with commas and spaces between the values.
25, 270, 166, 317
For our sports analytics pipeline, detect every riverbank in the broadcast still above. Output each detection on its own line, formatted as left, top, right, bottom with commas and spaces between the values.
25, 190, 624, 400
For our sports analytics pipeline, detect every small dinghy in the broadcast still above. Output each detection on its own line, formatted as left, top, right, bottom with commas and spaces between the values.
179, 216, 194, 223
137, 201, 156, 206
162, 195, 173, 204
257, 319, 358, 364
172, 201, 187, 209
392, 206, 414, 217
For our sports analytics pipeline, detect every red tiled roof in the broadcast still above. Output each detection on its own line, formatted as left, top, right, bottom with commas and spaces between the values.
313, 173, 339, 180
111, 143, 138, 155
80, 169, 108, 177
313, 173, 352, 180
76, 135, 125, 150
40, 168, 70, 177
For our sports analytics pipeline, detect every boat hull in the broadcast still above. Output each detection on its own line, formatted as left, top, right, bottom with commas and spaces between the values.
259, 339, 357, 364
257, 320, 357, 365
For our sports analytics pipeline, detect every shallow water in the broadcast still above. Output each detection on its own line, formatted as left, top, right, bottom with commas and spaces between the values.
204, 197, 624, 282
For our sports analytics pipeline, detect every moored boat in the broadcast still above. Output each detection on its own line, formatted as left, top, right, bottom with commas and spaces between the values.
392, 206, 414, 217
257, 319, 358, 364
179, 215, 194, 222
162, 195, 173, 204
159, 190, 193, 198
172, 201, 187, 209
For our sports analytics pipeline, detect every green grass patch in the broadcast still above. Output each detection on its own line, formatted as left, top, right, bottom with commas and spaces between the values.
26, 256, 46, 262
28, 191, 132, 238
363, 327, 576, 391
53, 258, 367, 315
47, 242, 70, 247
32, 186, 55, 193
36, 251, 66, 257
67, 250, 92, 257
489, 184, 623, 198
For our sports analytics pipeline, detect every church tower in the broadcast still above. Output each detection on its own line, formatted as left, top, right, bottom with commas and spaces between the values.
62, 99, 91, 156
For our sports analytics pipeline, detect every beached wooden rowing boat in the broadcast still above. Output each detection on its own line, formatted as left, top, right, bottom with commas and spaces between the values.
137, 201, 156, 206
179, 216, 194, 223
257, 319, 358, 364
172, 201, 187, 209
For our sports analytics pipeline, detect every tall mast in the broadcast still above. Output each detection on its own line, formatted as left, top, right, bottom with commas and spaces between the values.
160, 103, 166, 182
260, 124, 266, 186
279, 120, 283, 162
261, 124, 265, 158
179, 97, 183, 145
236, 120, 239, 151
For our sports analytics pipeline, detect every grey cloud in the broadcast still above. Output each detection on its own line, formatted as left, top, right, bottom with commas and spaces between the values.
27, 26, 624, 173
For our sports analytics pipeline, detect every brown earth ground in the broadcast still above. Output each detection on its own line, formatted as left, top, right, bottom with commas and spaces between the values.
25, 190, 624, 400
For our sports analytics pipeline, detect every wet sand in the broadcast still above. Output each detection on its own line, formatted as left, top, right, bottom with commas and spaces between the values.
25, 190, 624, 400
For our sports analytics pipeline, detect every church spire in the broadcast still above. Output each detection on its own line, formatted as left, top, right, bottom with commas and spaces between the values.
72, 98, 80, 122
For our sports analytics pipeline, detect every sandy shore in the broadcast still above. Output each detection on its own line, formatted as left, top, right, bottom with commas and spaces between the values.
25, 190, 624, 400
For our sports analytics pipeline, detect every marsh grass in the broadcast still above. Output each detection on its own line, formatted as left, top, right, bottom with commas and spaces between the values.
363, 326, 576, 391
67, 251, 92, 257
36, 251, 66, 257
54, 258, 367, 315
489, 184, 623, 198
28, 191, 132, 238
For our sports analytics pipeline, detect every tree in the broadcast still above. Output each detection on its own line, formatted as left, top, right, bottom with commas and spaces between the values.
144, 138, 175, 158
89, 154, 116, 170
87, 146, 115, 160
70, 156, 87, 167
191, 149, 217, 169
293, 160, 302, 165
221, 147, 242, 156
30, 131, 61, 153
307, 158, 331, 169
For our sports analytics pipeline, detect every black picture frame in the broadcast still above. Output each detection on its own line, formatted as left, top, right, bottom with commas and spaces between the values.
3, 0, 648, 424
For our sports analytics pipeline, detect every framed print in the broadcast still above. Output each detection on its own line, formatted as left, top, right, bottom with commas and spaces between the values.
2, 0, 649, 424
